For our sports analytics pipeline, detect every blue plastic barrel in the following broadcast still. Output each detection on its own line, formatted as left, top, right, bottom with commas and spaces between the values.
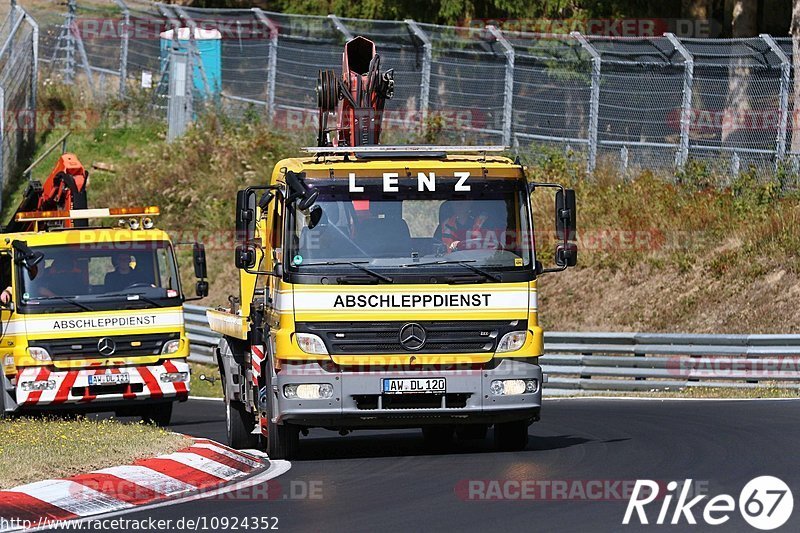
159, 28, 222, 97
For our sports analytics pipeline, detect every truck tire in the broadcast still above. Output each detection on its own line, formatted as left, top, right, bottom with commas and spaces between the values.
422, 425, 454, 448
493, 420, 529, 451
263, 354, 299, 459
456, 424, 489, 440
140, 402, 173, 427
225, 394, 259, 450
0, 377, 6, 420
266, 418, 299, 460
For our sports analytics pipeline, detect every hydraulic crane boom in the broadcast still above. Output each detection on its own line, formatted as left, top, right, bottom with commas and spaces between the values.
316, 36, 394, 147
4, 153, 88, 233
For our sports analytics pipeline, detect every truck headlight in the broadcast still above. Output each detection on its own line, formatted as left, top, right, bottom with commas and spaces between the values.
27, 347, 51, 362
20, 380, 56, 392
490, 379, 539, 395
496, 331, 527, 353
161, 339, 181, 354
295, 333, 328, 355
284, 383, 334, 400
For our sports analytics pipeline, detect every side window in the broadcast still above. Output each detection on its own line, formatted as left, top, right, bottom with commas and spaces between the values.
0, 254, 11, 291
156, 248, 175, 288
270, 201, 283, 252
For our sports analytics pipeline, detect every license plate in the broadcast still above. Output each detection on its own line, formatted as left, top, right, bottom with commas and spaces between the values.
382, 378, 446, 394
88, 373, 130, 386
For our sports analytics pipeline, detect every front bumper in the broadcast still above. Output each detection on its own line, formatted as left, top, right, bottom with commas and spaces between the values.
272, 358, 542, 429
10, 360, 190, 411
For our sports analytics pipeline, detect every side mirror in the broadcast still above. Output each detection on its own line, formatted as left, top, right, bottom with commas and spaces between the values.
555, 189, 577, 241
192, 243, 207, 279
286, 171, 318, 211
235, 244, 257, 270
235, 189, 256, 244
258, 191, 274, 211
195, 280, 209, 298
306, 204, 323, 230
12, 240, 44, 272
556, 242, 578, 267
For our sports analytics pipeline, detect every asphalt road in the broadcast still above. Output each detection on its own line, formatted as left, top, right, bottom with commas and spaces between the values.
93, 398, 800, 532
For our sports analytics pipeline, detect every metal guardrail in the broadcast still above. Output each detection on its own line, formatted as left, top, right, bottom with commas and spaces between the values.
184, 304, 218, 365
183, 306, 800, 395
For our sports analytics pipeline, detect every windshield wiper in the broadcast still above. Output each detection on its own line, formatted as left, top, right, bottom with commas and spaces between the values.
299, 260, 393, 283
399, 259, 502, 283
95, 291, 166, 308
31, 296, 94, 312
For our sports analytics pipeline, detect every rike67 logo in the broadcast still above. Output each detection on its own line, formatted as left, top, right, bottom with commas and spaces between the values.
624, 476, 793, 530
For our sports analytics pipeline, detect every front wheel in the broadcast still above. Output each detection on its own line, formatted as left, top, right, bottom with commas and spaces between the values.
226, 395, 259, 449
493, 420, 529, 451
266, 417, 299, 459
141, 402, 173, 427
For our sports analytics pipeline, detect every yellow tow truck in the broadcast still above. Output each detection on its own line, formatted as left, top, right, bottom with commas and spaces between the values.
0, 148, 208, 425
208, 37, 577, 457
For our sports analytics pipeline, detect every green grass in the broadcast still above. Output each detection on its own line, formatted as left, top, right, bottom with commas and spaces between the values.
0, 417, 189, 489
555, 386, 800, 399
190, 362, 223, 398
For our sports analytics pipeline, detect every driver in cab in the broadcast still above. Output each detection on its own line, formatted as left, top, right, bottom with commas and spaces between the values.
103, 252, 145, 292
440, 200, 489, 253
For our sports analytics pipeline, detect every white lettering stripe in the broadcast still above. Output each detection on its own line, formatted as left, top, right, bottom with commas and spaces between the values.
294, 291, 529, 310
10, 480, 131, 516
11, 310, 184, 335
190, 443, 262, 469
156, 452, 244, 478
93, 465, 196, 495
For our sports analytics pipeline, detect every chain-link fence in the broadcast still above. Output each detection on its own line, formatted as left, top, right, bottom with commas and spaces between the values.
28, 0, 800, 182
0, 2, 37, 205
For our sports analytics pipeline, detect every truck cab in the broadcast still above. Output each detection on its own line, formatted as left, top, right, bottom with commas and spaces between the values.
210, 147, 577, 457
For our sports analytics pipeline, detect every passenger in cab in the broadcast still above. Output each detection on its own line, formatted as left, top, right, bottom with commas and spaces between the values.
103, 252, 146, 292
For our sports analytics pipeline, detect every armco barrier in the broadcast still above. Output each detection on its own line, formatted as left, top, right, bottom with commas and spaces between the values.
184, 306, 800, 395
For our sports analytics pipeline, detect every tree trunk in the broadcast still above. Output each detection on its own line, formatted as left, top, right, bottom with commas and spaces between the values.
682, 0, 714, 18
792, 0, 800, 154
721, 0, 758, 145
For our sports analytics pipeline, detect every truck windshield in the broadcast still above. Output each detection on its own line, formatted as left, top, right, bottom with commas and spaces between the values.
287, 177, 533, 274
18, 241, 181, 310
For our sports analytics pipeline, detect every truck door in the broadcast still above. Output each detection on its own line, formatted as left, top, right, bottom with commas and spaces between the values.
265, 199, 284, 329
0, 253, 14, 365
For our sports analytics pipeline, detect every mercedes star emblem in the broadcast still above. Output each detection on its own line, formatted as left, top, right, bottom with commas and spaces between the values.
97, 337, 116, 356
399, 323, 426, 351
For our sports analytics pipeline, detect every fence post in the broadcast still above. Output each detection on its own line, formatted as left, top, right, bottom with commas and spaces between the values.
167, 49, 189, 142
252, 8, 278, 122
405, 19, 431, 132
761, 34, 790, 168
327, 14, 354, 41
487, 26, 514, 147
0, 86, 4, 200
114, 0, 130, 99
174, 6, 212, 99
571, 32, 600, 176
23, 6, 38, 150
158, 4, 191, 114
665, 33, 693, 170
53, 0, 77, 84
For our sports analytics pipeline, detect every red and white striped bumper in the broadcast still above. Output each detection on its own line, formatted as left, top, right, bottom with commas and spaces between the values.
14, 361, 190, 407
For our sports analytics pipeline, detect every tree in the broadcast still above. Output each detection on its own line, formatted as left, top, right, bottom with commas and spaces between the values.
721, 0, 758, 145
